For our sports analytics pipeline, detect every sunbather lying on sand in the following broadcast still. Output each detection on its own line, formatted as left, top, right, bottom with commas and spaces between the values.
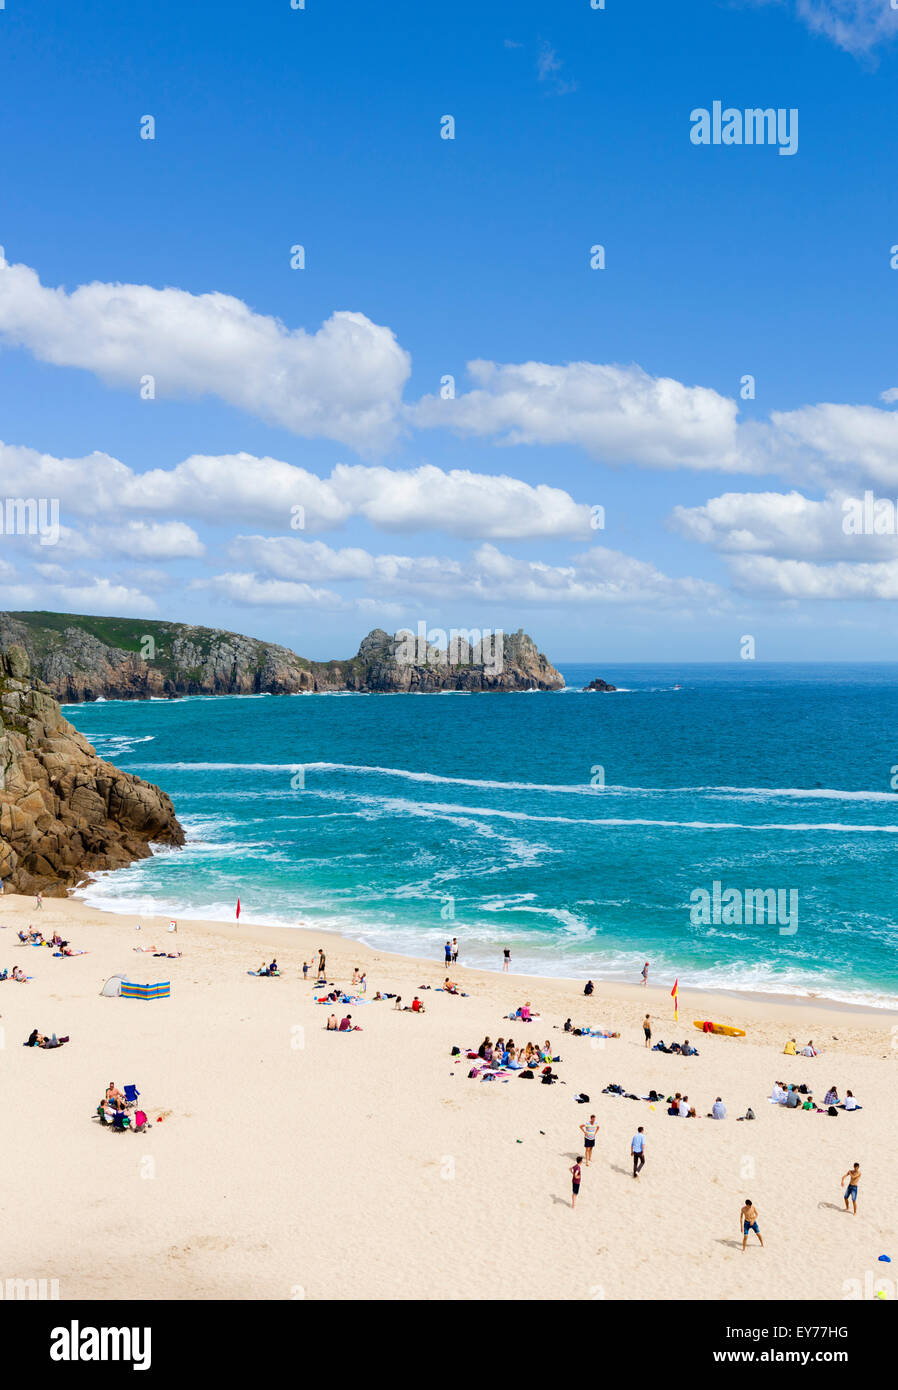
25, 1029, 69, 1048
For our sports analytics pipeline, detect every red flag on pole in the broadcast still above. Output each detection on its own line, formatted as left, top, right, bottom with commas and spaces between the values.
236, 897, 241, 920
671, 978, 678, 1022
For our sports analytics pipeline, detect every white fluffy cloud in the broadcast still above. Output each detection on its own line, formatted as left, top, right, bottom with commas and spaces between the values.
229, 535, 720, 609
54, 578, 157, 615
413, 360, 748, 471
194, 572, 345, 609
96, 521, 204, 559
414, 361, 898, 491
769, 403, 898, 488
672, 486, 898, 600
670, 489, 898, 561
0, 441, 593, 541
328, 463, 593, 538
0, 256, 410, 450
728, 554, 898, 600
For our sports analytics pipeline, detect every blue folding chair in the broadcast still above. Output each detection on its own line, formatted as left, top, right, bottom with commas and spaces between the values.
124, 1084, 140, 1105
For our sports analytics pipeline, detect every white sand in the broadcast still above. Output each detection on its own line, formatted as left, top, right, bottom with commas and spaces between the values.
1, 894, 895, 1301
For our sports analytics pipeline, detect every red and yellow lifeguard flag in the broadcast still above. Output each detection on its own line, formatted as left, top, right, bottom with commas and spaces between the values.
671, 978, 678, 1022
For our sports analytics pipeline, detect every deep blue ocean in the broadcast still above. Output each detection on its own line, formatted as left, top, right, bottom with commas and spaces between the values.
67, 663, 898, 1007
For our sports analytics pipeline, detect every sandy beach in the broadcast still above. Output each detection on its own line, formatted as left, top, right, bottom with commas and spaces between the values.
1, 894, 895, 1302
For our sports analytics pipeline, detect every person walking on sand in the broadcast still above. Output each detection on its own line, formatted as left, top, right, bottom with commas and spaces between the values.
631, 1127, 646, 1177
503, 947, 510, 972
643, 1014, 652, 1048
570, 1156, 582, 1209
35, 893, 42, 910
641, 961, 649, 987
451, 937, 458, 963
740, 1199, 764, 1250
842, 1162, 861, 1213
580, 1115, 599, 1163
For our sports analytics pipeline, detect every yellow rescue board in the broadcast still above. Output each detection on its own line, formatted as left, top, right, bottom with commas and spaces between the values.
693, 1020, 746, 1037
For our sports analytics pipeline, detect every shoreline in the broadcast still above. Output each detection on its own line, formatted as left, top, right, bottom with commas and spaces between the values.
75, 881, 898, 1019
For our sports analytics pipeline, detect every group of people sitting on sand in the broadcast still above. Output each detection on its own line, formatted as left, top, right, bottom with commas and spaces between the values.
652, 1037, 700, 1056
316, 986, 363, 1004
24, 1028, 69, 1048
18, 927, 47, 944
783, 1038, 820, 1057
665, 1092, 730, 1118
770, 1080, 860, 1112
96, 1081, 150, 1131
16, 928, 84, 955
393, 995, 425, 1012
470, 1036, 559, 1069
325, 1013, 360, 1031
254, 959, 280, 976
599, 1083, 754, 1120
1, 965, 29, 982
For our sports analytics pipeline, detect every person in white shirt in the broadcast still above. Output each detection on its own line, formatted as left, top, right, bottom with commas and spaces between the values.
712, 1097, 726, 1119
678, 1095, 689, 1117
771, 1082, 787, 1105
843, 1090, 859, 1111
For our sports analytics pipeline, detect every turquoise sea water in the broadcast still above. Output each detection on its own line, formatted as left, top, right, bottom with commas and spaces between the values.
69, 663, 898, 1007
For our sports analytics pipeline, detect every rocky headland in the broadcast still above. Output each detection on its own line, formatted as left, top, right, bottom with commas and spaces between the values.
0, 612, 565, 700
0, 644, 184, 895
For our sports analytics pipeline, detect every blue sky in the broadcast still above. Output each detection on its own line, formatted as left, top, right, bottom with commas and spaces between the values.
0, 0, 897, 661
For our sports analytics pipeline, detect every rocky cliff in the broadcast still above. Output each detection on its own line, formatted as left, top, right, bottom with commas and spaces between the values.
323, 628, 565, 693
0, 613, 565, 699
0, 645, 184, 895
